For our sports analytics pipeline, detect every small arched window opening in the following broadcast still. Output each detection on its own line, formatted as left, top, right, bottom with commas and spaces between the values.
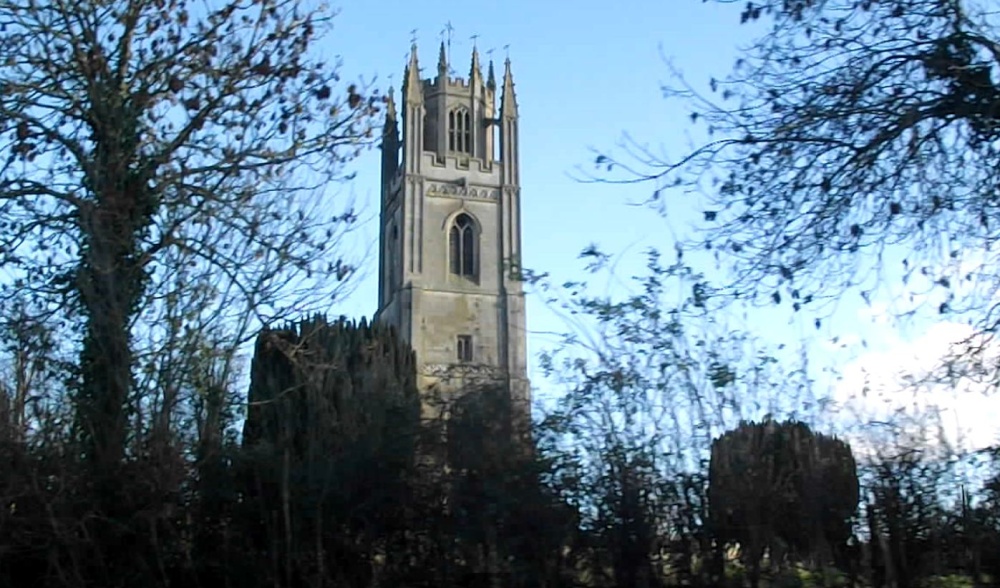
448, 108, 471, 154
449, 213, 477, 280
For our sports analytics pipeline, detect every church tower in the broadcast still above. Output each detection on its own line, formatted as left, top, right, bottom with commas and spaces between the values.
376, 42, 529, 416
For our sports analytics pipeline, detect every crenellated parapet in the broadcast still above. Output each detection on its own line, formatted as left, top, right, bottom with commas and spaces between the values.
423, 151, 497, 174
424, 75, 494, 94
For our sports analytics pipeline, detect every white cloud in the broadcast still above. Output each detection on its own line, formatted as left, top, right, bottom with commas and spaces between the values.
830, 321, 1000, 459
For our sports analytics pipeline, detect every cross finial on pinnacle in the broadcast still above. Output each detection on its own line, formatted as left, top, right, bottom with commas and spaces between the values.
444, 21, 454, 63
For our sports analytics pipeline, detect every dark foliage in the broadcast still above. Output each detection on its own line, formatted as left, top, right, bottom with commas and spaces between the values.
447, 386, 581, 588
3, 292, 1000, 588
238, 315, 421, 587
708, 419, 860, 587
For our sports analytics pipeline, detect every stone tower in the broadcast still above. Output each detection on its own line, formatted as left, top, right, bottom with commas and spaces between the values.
375, 42, 529, 417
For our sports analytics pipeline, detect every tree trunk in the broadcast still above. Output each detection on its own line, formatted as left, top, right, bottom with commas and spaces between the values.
75, 114, 153, 493
78, 202, 143, 486
283, 445, 293, 588
316, 504, 324, 587
12, 347, 30, 442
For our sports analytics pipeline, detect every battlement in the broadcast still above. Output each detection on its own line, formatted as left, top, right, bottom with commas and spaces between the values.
385, 152, 499, 191
420, 76, 495, 97
426, 75, 469, 88
423, 151, 497, 177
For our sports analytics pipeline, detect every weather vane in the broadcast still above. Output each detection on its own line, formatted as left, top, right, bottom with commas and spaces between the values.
470, 33, 479, 49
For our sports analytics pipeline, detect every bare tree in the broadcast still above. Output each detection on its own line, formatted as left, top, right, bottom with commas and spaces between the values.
530, 247, 829, 586
0, 301, 65, 443
0, 0, 379, 483
596, 0, 1000, 373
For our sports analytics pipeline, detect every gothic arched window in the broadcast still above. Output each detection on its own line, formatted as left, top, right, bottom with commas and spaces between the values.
449, 213, 477, 279
448, 108, 471, 154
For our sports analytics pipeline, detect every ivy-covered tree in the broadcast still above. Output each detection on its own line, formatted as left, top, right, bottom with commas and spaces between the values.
0, 0, 378, 493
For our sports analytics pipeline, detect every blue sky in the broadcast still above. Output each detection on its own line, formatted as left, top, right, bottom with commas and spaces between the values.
315, 0, 999, 450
